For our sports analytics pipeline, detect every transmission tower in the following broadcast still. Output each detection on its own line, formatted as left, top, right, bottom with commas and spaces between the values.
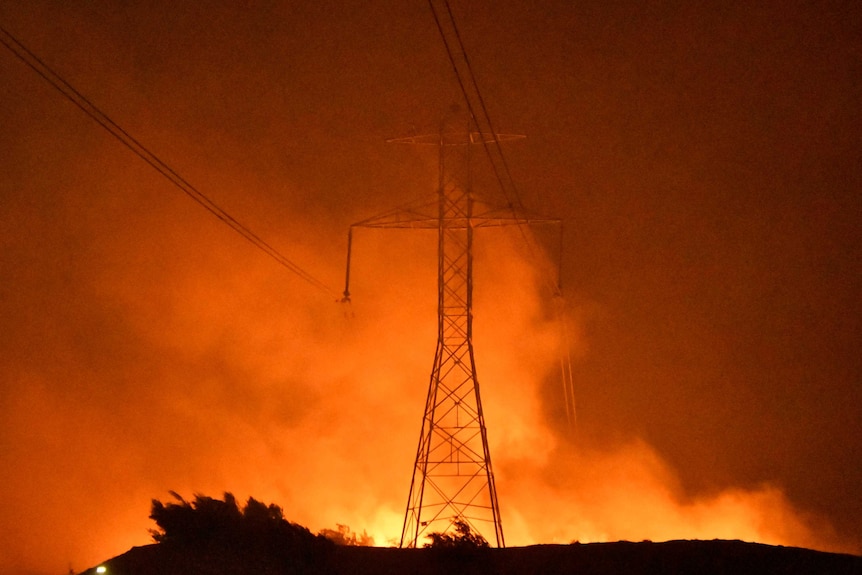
342, 123, 557, 548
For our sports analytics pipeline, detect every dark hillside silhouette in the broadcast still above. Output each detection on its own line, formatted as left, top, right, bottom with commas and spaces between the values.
76, 493, 862, 575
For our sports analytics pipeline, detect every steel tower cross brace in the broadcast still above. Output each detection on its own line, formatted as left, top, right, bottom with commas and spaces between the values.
342, 127, 556, 548
399, 131, 504, 549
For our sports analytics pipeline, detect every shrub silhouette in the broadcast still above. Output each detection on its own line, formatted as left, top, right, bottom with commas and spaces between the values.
318, 523, 375, 546
424, 518, 489, 550
149, 491, 333, 567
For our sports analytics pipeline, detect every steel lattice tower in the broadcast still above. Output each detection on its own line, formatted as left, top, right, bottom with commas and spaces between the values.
400, 129, 503, 548
342, 125, 555, 548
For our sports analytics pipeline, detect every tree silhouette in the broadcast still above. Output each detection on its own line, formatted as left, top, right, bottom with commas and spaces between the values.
148, 491, 332, 559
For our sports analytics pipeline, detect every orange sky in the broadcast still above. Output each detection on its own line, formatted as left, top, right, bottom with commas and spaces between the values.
1, 2, 861, 574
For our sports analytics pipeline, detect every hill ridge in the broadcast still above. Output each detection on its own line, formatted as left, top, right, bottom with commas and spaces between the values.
81, 538, 862, 575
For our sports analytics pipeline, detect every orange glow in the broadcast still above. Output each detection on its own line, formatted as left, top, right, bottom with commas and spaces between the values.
1, 220, 856, 575
3, 227, 857, 574
3, 4, 861, 572
498, 439, 848, 551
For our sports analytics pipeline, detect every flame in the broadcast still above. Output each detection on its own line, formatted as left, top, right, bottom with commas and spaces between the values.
1, 209, 856, 574
498, 439, 846, 550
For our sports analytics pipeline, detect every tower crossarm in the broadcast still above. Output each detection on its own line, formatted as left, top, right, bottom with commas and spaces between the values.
341, 194, 559, 302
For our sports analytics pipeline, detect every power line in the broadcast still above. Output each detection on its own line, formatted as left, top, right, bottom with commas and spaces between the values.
0, 24, 335, 297
428, 0, 524, 213
428, 0, 563, 296
440, 0, 526, 211
426, 1, 576, 433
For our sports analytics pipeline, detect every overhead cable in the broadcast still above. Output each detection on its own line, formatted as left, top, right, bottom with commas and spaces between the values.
440, 0, 527, 212
427, 1, 575, 431
428, 0, 563, 296
0, 24, 334, 297
428, 0, 524, 212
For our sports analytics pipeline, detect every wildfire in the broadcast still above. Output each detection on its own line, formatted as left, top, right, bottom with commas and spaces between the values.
3, 217, 855, 575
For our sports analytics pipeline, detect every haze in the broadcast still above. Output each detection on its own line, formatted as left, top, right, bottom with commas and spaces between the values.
1, 2, 860, 574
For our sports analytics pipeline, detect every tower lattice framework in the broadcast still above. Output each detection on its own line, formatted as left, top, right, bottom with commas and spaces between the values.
343, 127, 555, 548
401, 130, 503, 548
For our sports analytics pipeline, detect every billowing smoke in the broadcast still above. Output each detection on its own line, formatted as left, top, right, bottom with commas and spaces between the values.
468, 231, 850, 553
2, 3, 860, 574
1, 190, 855, 574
